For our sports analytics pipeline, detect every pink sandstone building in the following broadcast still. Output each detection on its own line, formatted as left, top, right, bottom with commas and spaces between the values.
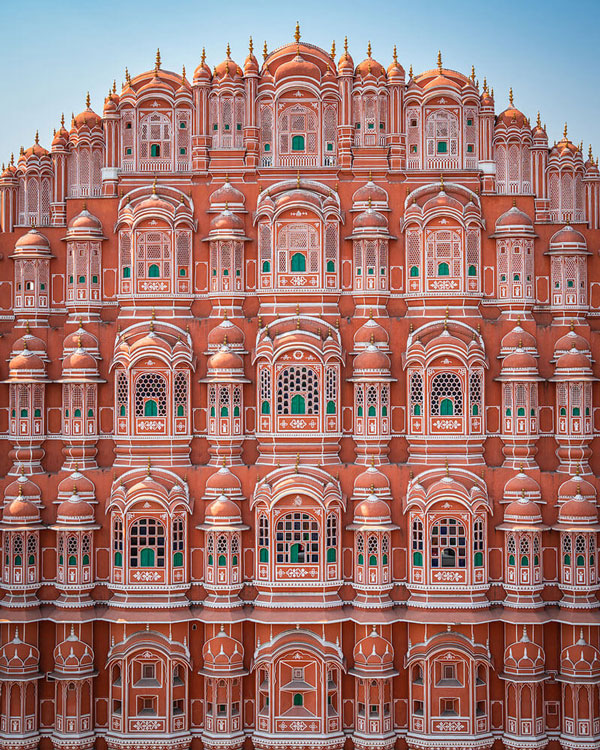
0, 25, 599, 750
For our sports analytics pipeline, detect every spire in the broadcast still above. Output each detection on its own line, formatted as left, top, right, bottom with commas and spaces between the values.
437, 50, 442, 73
563, 122, 568, 139
181, 64, 186, 81
34, 130, 39, 145
409, 63, 413, 78
294, 21, 300, 44
155, 48, 161, 73
226, 42, 231, 58
249, 36, 253, 54
125, 67, 130, 84
367, 40, 372, 58
509, 87, 513, 106
113, 79, 117, 94
344, 36, 348, 56
152, 176, 157, 195
439, 174, 444, 191
393, 45, 398, 64
471, 64, 475, 82
201, 47, 206, 66
263, 40, 268, 61
483, 77, 488, 93
330, 40, 336, 60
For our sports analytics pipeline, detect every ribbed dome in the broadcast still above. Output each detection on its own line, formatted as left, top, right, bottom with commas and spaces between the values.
204, 495, 242, 525
202, 628, 244, 672
353, 344, 391, 371
354, 494, 391, 525
353, 628, 394, 672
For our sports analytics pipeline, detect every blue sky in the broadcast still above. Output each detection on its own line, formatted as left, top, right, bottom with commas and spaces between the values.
0, 0, 598, 161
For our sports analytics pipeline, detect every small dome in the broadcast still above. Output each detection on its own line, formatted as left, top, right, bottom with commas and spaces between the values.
62, 347, 98, 375
0, 632, 40, 676
503, 471, 541, 502
209, 179, 245, 208
202, 628, 244, 672
500, 323, 537, 353
501, 347, 538, 372
352, 179, 388, 207
207, 318, 245, 350
555, 347, 592, 372
209, 208, 245, 234
62, 327, 99, 356
496, 102, 528, 129
554, 329, 590, 356
14, 228, 51, 253
504, 629, 545, 676
204, 466, 243, 498
354, 494, 391, 525
549, 224, 587, 251
137, 194, 172, 213
559, 494, 598, 525
423, 189, 463, 214
353, 207, 388, 231
54, 629, 94, 674
561, 634, 600, 677
355, 46, 386, 78
495, 205, 534, 231
353, 628, 394, 672
244, 49, 259, 75
4, 473, 41, 504
8, 348, 46, 377
354, 319, 389, 349
337, 45, 354, 74
67, 208, 103, 235
193, 51, 212, 83
353, 465, 391, 497
52, 123, 69, 149
2, 496, 40, 525
204, 495, 242, 525
353, 344, 391, 372
207, 345, 244, 372
56, 491, 95, 525
73, 106, 102, 130
504, 495, 542, 525
558, 474, 596, 504
57, 470, 95, 500
214, 51, 243, 79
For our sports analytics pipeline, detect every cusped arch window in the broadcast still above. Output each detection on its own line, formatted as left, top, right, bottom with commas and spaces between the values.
431, 518, 467, 568
430, 372, 463, 416
129, 518, 166, 568
275, 512, 319, 564
135, 373, 167, 418
277, 366, 319, 416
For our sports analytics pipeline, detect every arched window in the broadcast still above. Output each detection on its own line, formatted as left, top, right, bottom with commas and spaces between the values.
135, 373, 167, 417
275, 513, 319, 564
326, 513, 337, 562
412, 519, 424, 565
276, 223, 319, 277
277, 366, 319, 415
425, 109, 459, 166
431, 518, 467, 568
258, 514, 269, 562
116, 371, 128, 419
140, 113, 171, 162
291, 252, 306, 272
291, 135, 305, 152
430, 372, 463, 416
172, 517, 184, 567
438, 262, 450, 276
113, 518, 123, 566
130, 518, 166, 568
473, 519, 485, 567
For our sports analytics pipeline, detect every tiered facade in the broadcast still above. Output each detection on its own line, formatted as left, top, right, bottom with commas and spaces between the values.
1, 28, 600, 750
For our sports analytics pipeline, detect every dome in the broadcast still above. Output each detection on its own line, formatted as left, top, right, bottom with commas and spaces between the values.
14, 228, 51, 254
4, 473, 41, 505
57, 470, 95, 500
193, 50, 212, 83
353, 465, 391, 497
495, 205, 534, 231
561, 634, 600, 677
500, 323, 537, 353
353, 207, 388, 231
12, 332, 47, 358
207, 318, 245, 350
353, 628, 394, 673
62, 326, 99, 354
202, 628, 244, 673
8, 347, 46, 378
62, 346, 99, 376
52, 121, 69, 149
137, 194, 172, 213
207, 345, 244, 372
54, 629, 94, 674
204, 466, 243, 498
555, 347, 593, 372
554, 329, 590, 357
503, 471, 541, 502
67, 208, 103, 236
214, 48, 243, 79
209, 208, 245, 234
209, 179, 245, 208
337, 41, 354, 74
549, 224, 587, 252
353, 344, 391, 372
354, 494, 392, 525
204, 495, 242, 525
2, 496, 40, 525
56, 491, 95, 525
73, 105, 102, 130
559, 494, 598, 525
558, 474, 596, 504
501, 347, 538, 372
504, 495, 542, 525
423, 189, 463, 214
354, 318, 389, 350
274, 49, 321, 83
352, 179, 388, 207
244, 47, 259, 75
496, 105, 528, 129
355, 44, 386, 78
504, 629, 545, 676
0, 632, 40, 676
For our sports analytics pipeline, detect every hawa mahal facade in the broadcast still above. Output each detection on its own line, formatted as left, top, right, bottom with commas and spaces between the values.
0, 26, 600, 750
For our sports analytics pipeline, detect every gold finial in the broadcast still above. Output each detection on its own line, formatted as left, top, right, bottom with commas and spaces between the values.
249, 36, 254, 54
263, 41, 268, 60
409, 63, 413, 78
34, 130, 39, 145
482, 77, 487, 93
201, 48, 206, 66
439, 174, 444, 190
330, 40, 336, 60
297, 169, 300, 188
151, 307, 156, 320
437, 50, 442, 73
491, 87, 494, 99
295, 452, 300, 473
536, 111, 541, 128
367, 40, 372, 58
563, 122, 568, 139
471, 65, 475, 82
182, 64, 186, 81
85, 91, 91, 109
294, 21, 301, 44
113, 79, 117, 94
226, 42, 231, 59
393, 45, 398, 64
512, 197, 517, 208
146, 457, 151, 476
10, 152, 14, 166
508, 87, 513, 106
589, 144, 594, 160
60, 112, 65, 128
152, 176, 157, 195
155, 48, 161, 72
125, 67, 130, 84
445, 459, 450, 477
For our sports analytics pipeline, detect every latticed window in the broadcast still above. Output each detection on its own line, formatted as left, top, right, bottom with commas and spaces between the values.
172, 518, 184, 566
174, 372, 187, 418
139, 113, 171, 159
563, 535, 572, 564
259, 223, 272, 272
326, 513, 337, 562
278, 104, 318, 155
431, 518, 467, 568
27, 534, 37, 565
430, 372, 463, 416
275, 513, 319, 564
259, 369, 271, 415
412, 519, 424, 565
113, 518, 123, 566
134, 373, 167, 418
136, 231, 171, 280
575, 535, 586, 566
217, 534, 228, 566
469, 371, 482, 416
410, 372, 423, 417
277, 223, 319, 275
82, 534, 91, 565
507, 534, 516, 565
368, 535, 378, 565
473, 519, 484, 566
129, 518, 166, 568
425, 109, 459, 159
426, 229, 462, 279
258, 514, 269, 562
356, 532, 365, 564
276, 366, 319, 415
325, 368, 337, 414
